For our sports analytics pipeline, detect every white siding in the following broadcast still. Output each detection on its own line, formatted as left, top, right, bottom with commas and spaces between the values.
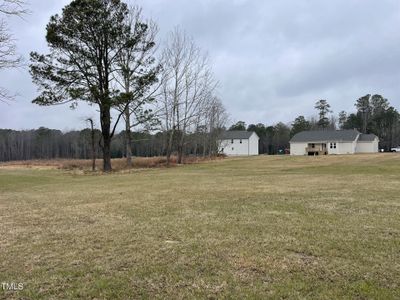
218, 132, 259, 156
291, 141, 357, 155
334, 141, 356, 154
248, 132, 259, 155
290, 132, 379, 155
290, 142, 307, 155
356, 138, 379, 153
219, 139, 248, 156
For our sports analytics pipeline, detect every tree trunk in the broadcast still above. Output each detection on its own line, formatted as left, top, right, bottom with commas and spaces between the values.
91, 141, 96, 171
88, 118, 96, 172
100, 106, 112, 172
177, 145, 183, 164
194, 139, 198, 156
208, 136, 213, 157
166, 129, 174, 166
125, 107, 133, 168
177, 132, 185, 164
202, 134, 207, 157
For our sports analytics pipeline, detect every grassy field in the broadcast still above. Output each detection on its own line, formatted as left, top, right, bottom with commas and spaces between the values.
1, 154, 400, 299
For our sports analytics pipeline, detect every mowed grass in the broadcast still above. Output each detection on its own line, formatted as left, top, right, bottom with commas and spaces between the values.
0, 154, 400, 299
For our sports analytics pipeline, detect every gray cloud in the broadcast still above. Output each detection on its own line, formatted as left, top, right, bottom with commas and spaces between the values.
1, 0, 400, 130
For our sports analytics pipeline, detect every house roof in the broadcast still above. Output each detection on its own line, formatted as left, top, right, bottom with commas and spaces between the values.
358, 134, 378, 142
290, 130, 361, 143
219, 130, 255, 140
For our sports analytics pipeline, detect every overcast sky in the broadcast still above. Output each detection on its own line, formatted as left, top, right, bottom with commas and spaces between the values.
1, 0, 400, 131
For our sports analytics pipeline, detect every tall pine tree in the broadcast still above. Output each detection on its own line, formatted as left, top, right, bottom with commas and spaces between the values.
30, 0, 136, 171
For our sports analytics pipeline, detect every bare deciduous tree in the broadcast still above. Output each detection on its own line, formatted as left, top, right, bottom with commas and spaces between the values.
204, 97, 228, 155
115, 6, 161, 167
160, 28, 218, 164
0, 0, 27, 15
0, 0, 27, 102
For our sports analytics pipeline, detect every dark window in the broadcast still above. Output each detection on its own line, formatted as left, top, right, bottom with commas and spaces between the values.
311, 143, 315, 148
231, 139, 234, 144
240, 139, 242, 144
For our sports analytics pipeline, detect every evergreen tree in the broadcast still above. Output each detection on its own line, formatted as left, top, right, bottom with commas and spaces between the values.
290, 115, 311, 137
338, 111, 347, 130
30, 0, 135, 171
229, 121, 246, 131
355, 94, 372, 134
314, 99, 332, 129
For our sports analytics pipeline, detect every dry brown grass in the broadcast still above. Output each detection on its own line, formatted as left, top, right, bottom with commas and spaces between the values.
1, 153, 399, 299
0, 155, 224, 172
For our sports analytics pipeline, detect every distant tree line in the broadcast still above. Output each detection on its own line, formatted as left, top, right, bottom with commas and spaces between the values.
0, 128, 102, 161
2, 94, 399, 161
0, 127, 225, 162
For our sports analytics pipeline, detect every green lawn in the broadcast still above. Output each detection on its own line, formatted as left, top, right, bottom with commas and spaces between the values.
1, 154, 400, 299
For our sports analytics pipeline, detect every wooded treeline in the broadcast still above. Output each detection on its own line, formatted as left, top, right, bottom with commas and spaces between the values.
1, 94, 399, 161
0, 127, 224, 161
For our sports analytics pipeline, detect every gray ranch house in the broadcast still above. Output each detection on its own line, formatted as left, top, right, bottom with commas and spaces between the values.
218, 131, 259, 156
290, 130, 379, 155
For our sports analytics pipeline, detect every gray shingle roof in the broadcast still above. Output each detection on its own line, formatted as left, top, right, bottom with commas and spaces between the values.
358, 134, 378, 142
290, 130, 361, 143
219, 131, 255, 140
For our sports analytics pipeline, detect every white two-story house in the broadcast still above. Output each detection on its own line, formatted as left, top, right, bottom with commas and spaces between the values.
218, 131, 259, 156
